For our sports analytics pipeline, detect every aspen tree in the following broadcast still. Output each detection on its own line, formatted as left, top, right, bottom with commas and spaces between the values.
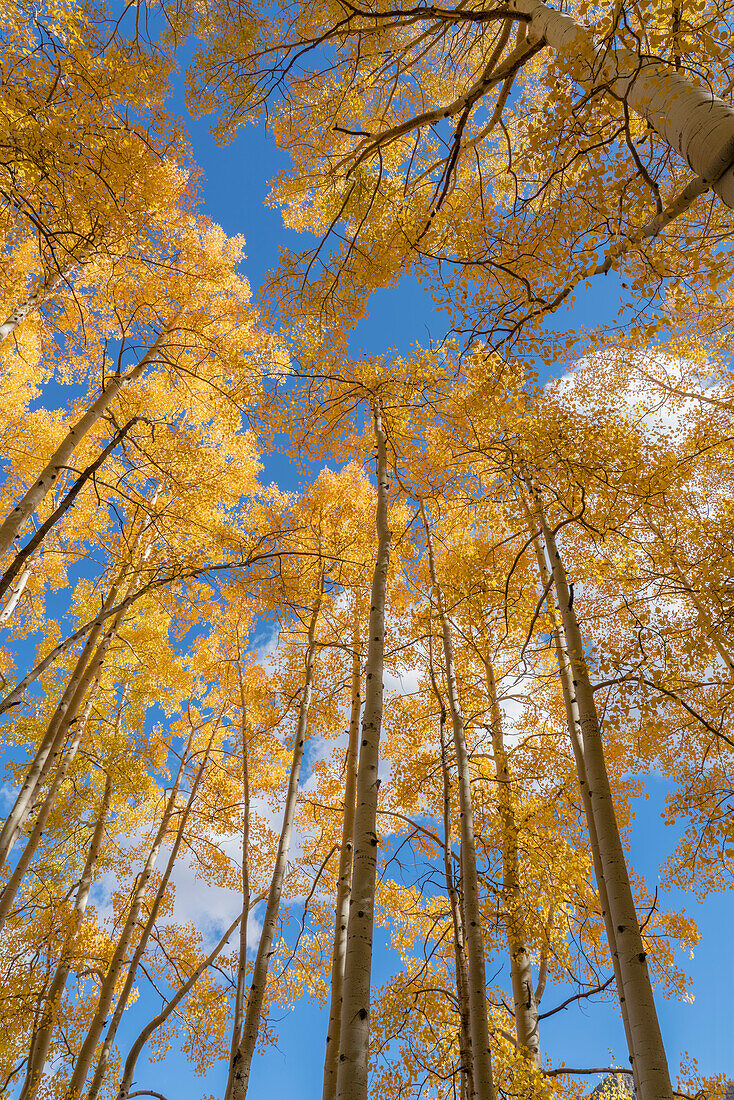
335, 400, 391, 1100
64, 737, 193, 1100
530, 489, 673, 1100
19, 773, 113, 1100
228, 592, 323, 1099
421, 503, 495, 1100
322, 610, 362, 1100
484, 659, 540, 1068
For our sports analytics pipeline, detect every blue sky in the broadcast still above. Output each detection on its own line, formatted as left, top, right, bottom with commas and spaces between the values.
129, 58, 734, 1099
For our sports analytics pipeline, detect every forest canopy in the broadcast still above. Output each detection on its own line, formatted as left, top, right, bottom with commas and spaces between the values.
0, 1, 733, 1099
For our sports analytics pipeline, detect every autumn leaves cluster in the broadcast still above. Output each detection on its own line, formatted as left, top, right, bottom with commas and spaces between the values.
2, 1, 734, 1100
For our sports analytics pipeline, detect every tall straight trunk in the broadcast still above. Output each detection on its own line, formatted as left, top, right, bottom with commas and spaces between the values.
334, 402, 391, 1100
484, 659, 540, 1067
20, 773, 112, 1100
116, 911, 245, 1100
531, 492, 673, 1100
64, 741, 191, 1100
510, 0, 734, 208
225, 669, 252, 1100
229, 594, 322, 1100
0, 687, 98, 930
421, 504, 495, 1100
519, 496, 640, 1094
0, 325, 172, 560
322, 612, 362, 1100
84, 741, 214, 1100
429, 643, 474, 1100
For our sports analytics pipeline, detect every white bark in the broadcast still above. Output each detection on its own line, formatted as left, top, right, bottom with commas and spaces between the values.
0, 544, 40, 626
229, 595, 322, 1100
0, 687, 97, 931
20, 774, 112, 1100
484, 659, 540, 1067
0, 326, 171, 560
322, 613, 362, 1100
225, 673, 251, 1100
510, 0, 734, 207
422, 506, 495, 1100
64, 743, 190, 1100
534, 498, 673, 1100
116, 912, 244, 1100
0, 267, 66, 346
334, 404, 391, 1100
84, 741, 213, 1100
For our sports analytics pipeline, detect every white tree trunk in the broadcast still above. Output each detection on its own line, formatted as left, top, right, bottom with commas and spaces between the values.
229, 595, 322, 1100
84, 740, 213, 1100
0, 544, 40, 626
520, 497, 640, 1095
511, 0, 734, 207
0, 687, 97, 931
19, 773, 112, 1100
0, 267, 66, 346
225, 671, 251, 1100
63, 742, 190, 1100
335, 401, 392, 1100
422, 505, 495, 1100
322, 612, 362, 1100
533, 497, 673, 1100
116, 912, 244, 1100
484, 659, 540, 1067
0, 326, 171, 560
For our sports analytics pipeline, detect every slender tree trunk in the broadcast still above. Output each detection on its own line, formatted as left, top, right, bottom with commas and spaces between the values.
116, 912, 244, 1100
64, 741, 190, 1100
0, 687, 98, 930
421, 504, 495, 1100
0, 605, 114, 869
84, 741, 213, 1100
429, 642, 475, 1100
322, 612, 362, 1100
19, 774, 113, 1100
229, 594, 322, 1100
0, 544, 40, 626
484, 659, 540, 1067
510, 0, 734, 208
225, 669, 251, 1100
0, 325, 171, 560
520, 496, 640, 1094
530, 491, 673, 1100
334, 401, 392, 1100
0, 266, 72, 346
0, 417, 141, 608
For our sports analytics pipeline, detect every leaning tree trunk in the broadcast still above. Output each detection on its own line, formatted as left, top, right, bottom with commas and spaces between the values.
20, 773, 113, 1100
0, 686, 99, 931
322, 611, 362, 1100
0, 544, 40, 626
484, 659, 540, 1068
84, 739, 214, 1100
520, 495, 640, 1096
0, 266, 69, 346
0, 325, 172, 560
530, 489, 673, 1100
229, 593, 322, 1100
64, 740, 191, 1100
421, 504, 495, 1100
334, 401, 392, 1100
116, 911, 245, 1100
510, 0, 734, 208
